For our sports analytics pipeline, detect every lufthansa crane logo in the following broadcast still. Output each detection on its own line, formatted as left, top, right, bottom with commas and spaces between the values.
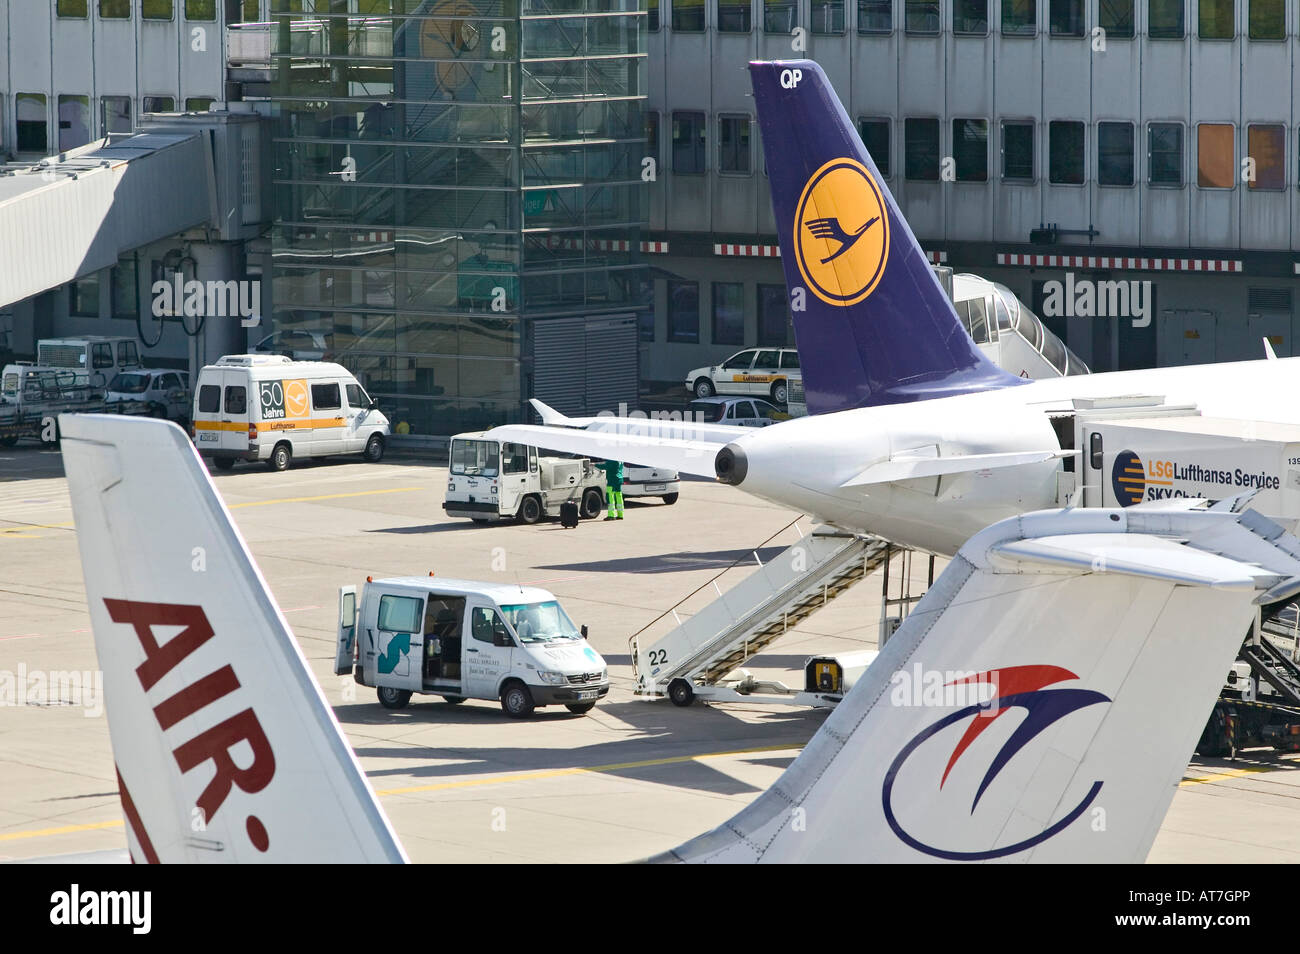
794, 157, 890, 307
1111, 450, 1145, 506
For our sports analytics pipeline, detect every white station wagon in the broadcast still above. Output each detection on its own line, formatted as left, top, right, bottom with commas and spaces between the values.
684, 348, 801, 404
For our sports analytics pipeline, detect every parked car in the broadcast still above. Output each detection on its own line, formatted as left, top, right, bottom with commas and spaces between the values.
684, 348, 801, 404
105, 370, 191, 422
687, 396, 788, 428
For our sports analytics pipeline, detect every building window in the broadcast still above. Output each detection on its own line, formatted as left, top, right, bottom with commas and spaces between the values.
673, 0, 705, 31
99, 0, 129, 16
858, 118, 891, 177
672, 112, 706, 174
905, 0, 940, 31
649, 0, 659, 29
1001, 0, 1035, 33
953, 0, 988, 32
57, 95, 91, 151
1148, 122, 1184, 185
1049, 121, 1085, 184
70, 273, 100, 318
757, 284, 790, 346
1099, 0, 1135, 36
953, 119, 988, 180
1098, 121, 1135, 185
1149, 0, 1184, 36
185, 97, 214, 112
1247, 124, 1285, 190
719, 115, 751, 174
812, 0, 846, 32
102, 96, 131, 134
667, 281, 700, 343
858, 0, 892, 32
1249, 0, 1283, 36
764, 0, 797, 31
1050, 0, 1084, 33
142, 96, 175, 113
1002, 121, 1034, 180
16, 93, 47, 154
1198, 0, 1233, 35
718, 0, 752, 30
712, 283, 745, 345
57, 0, 88, 16
143, 0, 173, 18
1197, 123, 1235, 188
905, 118, 940, 180
185, 0, 217, 19
112, 255, 139, 317
645, 111, 660, 168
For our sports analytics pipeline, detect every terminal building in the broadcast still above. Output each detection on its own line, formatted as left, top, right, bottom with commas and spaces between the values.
1, 0, 1299, 437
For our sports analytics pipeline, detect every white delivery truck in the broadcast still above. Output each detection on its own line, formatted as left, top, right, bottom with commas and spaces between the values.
335, 577, 609, 717
37, 336, 142, 389
443, 432, 607, 523
192, 354, 390, 471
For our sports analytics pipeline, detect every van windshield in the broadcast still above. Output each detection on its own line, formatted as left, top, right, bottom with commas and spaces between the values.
451, 439, 499, 477
500, 601, 581, 643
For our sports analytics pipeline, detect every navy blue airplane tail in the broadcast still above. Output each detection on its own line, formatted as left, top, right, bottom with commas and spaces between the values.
749, 60, 1025, 414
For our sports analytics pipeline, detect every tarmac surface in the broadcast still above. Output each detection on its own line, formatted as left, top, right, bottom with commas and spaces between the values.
1, 441, 1298, 863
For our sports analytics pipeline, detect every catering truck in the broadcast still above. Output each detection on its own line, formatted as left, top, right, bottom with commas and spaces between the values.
1062, 402, 1300, 525
443, 432, 607, 523
335, 577, 609, 717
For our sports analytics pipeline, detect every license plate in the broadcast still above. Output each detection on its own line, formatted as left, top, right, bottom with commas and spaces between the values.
576, 690, 598, 700
645, 483, 667, 492
198, 432, 218, 442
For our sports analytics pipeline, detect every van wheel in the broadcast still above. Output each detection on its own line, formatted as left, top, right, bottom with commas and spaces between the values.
0, 435, 19, 447
441, 695, 466, 705
580, 487, 604, 519
149, 403, 167, 419
771, 380, 789, 405
693, 378, 715, 398
661, 492, 679, 505
377, 687, 412, 710
565, 702, 596, 715
364, 434, 385, 463
500, 681, 535, 718
668, 679, 695, 707
517, 495, 542, 525
268, 443, 292, 472
212, 456, 236, 471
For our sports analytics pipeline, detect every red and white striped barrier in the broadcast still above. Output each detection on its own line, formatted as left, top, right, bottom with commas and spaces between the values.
714, 243, 782, 257
640, 240, 670, 254
997, 253, 1243, 272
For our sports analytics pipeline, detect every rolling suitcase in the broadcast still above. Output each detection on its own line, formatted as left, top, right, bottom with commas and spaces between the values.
560, 500, 580, 528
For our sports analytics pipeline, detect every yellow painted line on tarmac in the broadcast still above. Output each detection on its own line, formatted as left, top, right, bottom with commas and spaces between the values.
1, 743, 803, 845
1180, 765, 1278, 787
0, 819, 123, 842
0, 486, 424, 537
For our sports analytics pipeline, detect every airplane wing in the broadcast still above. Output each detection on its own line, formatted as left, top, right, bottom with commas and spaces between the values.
657, 504, 1300, 863
60, 414, 407, 864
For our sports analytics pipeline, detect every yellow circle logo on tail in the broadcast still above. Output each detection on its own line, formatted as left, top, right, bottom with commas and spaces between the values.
794, 158, 890, 307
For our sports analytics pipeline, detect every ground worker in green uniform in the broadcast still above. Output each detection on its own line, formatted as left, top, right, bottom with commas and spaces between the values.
599, 459, 625, 520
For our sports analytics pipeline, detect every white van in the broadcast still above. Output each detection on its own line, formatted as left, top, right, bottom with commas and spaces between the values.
336, 577, 609, 717
193, 354, 390, 471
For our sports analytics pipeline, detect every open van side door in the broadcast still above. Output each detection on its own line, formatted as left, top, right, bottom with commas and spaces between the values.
335, 585, 358, 676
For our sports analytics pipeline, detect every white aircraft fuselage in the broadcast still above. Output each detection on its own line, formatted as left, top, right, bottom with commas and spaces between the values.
727, 357, 1300, 555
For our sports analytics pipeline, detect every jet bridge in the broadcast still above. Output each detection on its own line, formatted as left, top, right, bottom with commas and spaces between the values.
629, 520, 892, 707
